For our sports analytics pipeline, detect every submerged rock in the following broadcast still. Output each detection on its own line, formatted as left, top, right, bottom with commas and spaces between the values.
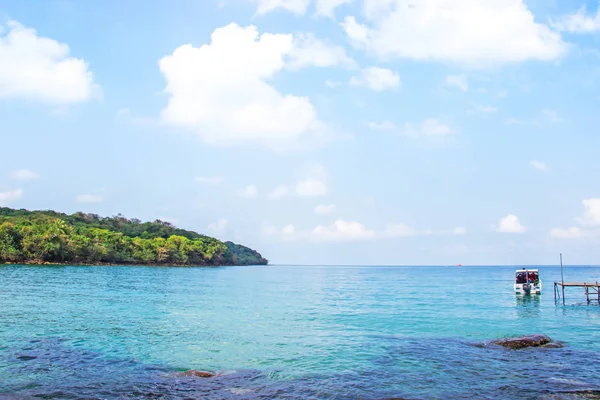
175, 369, 215, 378
491, 334, 556, 349
539, 390, 600, 399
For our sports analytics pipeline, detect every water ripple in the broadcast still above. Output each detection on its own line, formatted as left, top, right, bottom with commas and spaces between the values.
1, 265, 599, 399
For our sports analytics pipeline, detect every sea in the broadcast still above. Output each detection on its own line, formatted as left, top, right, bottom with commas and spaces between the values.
0, 264, 599, 400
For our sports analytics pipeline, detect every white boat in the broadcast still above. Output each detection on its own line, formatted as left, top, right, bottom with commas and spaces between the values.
514, 268, 542, 295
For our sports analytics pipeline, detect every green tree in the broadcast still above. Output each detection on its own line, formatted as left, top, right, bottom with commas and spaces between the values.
0, 207, 267, 266
0, 222, 21, 262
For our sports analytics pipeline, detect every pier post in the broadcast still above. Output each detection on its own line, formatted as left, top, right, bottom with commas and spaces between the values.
560, 253, 565, 305
585, 284, 589, 303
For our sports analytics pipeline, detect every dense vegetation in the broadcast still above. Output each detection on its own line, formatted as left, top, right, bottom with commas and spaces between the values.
0, 207, 268, 266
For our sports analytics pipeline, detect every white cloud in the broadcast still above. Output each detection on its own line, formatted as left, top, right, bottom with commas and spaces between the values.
468, 102, 498, 115
418, 119, 453, 136
445, 75, 468, 92
549, 227, 586, 239
551, 199, 600, 238
505, 117, 523, 125
371, 119, 453, 139
579, 198, 600, 227
453, 226, 467, 235
75, 194, 103, 203
208, 219, 229, 235
349, 66, 400, 91
116, 107, 130, 117
288, 33, 355, 69
312, 219, 376, 242
341, 16, 370, 47
254, 0, 310, 14
552, 6, 600, 33
194, 176, 223, 185
239, 185, 258, 198
268, 185, 289, 199
542, 109, 563, 123
295, 178, 327, 197
303, 162, 328, 179
315, 204, 336, 215
0, 20, 99, 104
368, 121, 395, 130
159, 23, 324, 149
10, 169, 40, 181
496, 214, 527, 233
282, 224, 296, 235
265, 219, 459, 242
264, 164, 329, 199
0, 189, 23, 205
382, 223, 418, 237
529, 160, 548, 172
312, 220, 433, 241
368, 118, 454, 142
315, 0, 353, 17
402, 118, 453, 138
437, 226, 468, 236
342, 0, 567, 67
325, 79, 342, 88
262, 222, 298, 241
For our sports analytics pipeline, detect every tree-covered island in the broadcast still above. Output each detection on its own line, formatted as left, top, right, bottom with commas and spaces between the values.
0, 207, 268, 266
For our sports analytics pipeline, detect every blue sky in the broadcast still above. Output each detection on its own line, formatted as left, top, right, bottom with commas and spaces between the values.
1, 0, 600, 265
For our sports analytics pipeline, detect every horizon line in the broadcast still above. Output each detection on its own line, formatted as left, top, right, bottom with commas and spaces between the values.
265, 263, 600, 267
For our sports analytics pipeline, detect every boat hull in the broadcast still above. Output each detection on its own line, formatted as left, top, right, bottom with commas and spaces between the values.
514, 281, 542, 295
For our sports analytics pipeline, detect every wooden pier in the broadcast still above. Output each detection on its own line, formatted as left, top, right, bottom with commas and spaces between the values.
554, 281, 600, 304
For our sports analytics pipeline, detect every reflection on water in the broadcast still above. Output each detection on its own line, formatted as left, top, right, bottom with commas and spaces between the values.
515, 293, 541, 319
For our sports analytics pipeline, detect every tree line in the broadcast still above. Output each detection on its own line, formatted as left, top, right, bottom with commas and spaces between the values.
0, 207, 268, 266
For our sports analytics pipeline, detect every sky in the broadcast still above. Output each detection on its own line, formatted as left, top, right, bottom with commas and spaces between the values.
1, 0, 600, 266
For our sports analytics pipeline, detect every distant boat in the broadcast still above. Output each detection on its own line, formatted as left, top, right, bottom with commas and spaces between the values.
456, 264, 462, 267
514, 268, 542, 295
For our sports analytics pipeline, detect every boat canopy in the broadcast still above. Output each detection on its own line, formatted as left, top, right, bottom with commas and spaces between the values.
515, 269, 538, 274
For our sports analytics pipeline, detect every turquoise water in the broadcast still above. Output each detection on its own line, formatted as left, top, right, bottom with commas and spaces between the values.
1, 264, 599, 399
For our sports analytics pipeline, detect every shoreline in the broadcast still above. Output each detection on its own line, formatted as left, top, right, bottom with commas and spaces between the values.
2, 261, 266, 267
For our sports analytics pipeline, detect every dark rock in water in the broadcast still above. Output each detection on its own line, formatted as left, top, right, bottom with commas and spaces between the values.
175, 369, 215, 378
541, 390, 600, 399
568, 390, 600, 399
491, 334, 553, 349
16, 355, 37, 361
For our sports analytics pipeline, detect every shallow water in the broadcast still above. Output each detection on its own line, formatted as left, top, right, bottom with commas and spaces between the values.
0, 264, 599, 399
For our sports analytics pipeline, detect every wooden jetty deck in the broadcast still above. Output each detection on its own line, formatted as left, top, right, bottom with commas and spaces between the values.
554, 281, 600, 304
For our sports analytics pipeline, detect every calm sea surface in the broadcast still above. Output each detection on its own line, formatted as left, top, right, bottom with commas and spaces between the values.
0, 264, 599, 399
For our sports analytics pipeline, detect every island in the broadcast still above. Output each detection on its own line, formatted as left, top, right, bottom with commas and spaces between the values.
0, 207, 268, 266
